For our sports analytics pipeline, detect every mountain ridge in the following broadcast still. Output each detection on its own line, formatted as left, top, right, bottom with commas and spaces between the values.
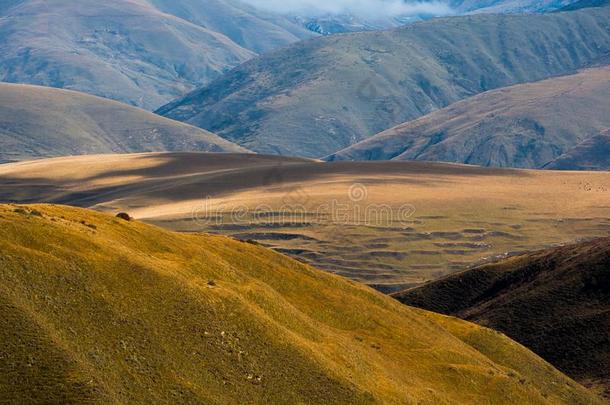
157, 7, 610, 157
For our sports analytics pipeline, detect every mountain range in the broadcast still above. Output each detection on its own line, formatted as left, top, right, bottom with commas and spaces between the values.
0, 0, 314, 109
395, 236, 610, 397
157, 6, 610, 157
327, 65, 610, 169
0, 83, 246, 163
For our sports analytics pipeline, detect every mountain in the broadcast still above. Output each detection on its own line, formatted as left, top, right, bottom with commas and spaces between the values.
0, 83, 247, 163
326, 65, 610, 168
146, 0, 315, 53
544, 129, 610, 170
394, 237, 610, 397
561, 0, 610, 10
0, 0, 313, 110
0, 204, 601, 403
157, 7, 610, 158
2, 153, 610, 293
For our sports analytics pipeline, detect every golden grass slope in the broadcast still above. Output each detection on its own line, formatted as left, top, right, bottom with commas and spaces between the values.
1, 153, 610, 293
0, 204, 601, 403
0, 84, 248, 163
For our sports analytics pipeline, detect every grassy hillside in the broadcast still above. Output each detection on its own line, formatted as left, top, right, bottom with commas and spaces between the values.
394, 237, 610, 397
327, 66, 610, 168
0, 83, 247, 163
0, 204, 601, 403
2, 153, 610, 293
157, 7, 610, 157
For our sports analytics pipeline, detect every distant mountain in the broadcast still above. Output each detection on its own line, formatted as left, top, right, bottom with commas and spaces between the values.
327, 65, 610, 168
146, 0, 315, 53
544, 129, 610, 170
561, 0, 610, 10
394, 237, 610, 397
0, 0, 313, 109
157, 7, 610, 158
0, 83, 247, 163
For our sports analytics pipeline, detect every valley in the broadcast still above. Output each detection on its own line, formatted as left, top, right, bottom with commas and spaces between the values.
1, 153, 609, 293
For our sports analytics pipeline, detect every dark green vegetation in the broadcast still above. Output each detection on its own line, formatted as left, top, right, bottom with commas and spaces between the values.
0, 204, 602, 403
0, 83, 247, 163
327, 65, 610, 168
394, 237, 610, 397
0, 0, 313, 109
158, 7, 610, 157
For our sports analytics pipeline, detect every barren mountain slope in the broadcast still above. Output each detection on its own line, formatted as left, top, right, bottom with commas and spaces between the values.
158, 7, 610, 157
327, 65, 610, 168
0, 83, 247, 163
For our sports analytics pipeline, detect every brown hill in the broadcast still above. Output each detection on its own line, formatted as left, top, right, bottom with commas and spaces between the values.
394, 237, 610, 397
157, 7, 610, 157
327, 65, 610, 168
2, 153, 610, 293
0, 83, 247, 163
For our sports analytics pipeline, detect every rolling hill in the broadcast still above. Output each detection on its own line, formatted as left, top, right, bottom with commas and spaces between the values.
0, 204, 602, 403
2, 153, 610, 293
0, 83, 247, 163
394, 237, 610, 397
544, 129, 610, 170
157, 7, 610, 157
0, 0, 313, 109
327, 65, 610, 168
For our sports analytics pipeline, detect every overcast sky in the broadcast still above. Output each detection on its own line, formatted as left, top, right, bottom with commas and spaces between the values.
240, 0, 453, 18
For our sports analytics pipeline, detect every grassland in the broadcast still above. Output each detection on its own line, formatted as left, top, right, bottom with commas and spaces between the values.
0, 204, 602, 403
1, 153, 610, 293
396, 236, 610, 397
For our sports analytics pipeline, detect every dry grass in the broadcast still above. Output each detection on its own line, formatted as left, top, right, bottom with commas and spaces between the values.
0, 204, 601, 403
1, 153, 610, 292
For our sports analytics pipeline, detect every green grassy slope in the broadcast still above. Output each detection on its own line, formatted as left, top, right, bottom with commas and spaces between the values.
158, 7, 610, 157
327, 65, 610, 168
0, 83, 248, 163
394, 237, 610, 397
0, 204, 601, 403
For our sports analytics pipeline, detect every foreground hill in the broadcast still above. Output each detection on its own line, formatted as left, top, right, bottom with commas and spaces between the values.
2, 153, 610, 293
157, 7, 610, 157
0, 84, 247, 163
327, 66, 610, 168
0, 204, 600, 403
0, 0, 313, 109
394, 237, 610, 396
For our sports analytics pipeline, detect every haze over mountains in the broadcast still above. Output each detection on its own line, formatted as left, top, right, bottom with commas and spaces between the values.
0, 84, 246, 163
327, 65, 610, 168
395, 236, 610, 396
158, 7, 610, 157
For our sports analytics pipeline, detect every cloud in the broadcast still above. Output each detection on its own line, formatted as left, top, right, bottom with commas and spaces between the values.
240, 0, 453, 19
